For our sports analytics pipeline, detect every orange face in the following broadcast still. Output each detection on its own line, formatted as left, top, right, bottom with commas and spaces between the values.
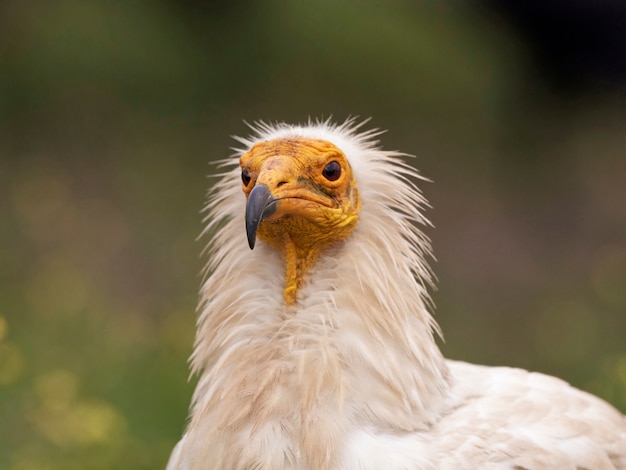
240, 137, 360, 252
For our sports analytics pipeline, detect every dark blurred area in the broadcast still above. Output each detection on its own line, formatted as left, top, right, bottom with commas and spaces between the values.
483, 0, 626, 94
1, 1, 625, 468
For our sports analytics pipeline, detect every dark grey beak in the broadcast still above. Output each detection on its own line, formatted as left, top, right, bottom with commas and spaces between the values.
245, 184, 277, 249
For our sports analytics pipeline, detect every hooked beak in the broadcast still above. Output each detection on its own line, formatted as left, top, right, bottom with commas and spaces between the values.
245, 184, 277, 250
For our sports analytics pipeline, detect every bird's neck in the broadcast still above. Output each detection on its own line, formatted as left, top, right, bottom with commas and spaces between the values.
257, 218, 358, 306
189, 218, 450, 468
265, 232, 321, 306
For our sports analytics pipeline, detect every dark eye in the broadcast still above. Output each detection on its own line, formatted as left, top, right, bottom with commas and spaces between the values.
322, 161, 342, 181
241, 168, 251, 186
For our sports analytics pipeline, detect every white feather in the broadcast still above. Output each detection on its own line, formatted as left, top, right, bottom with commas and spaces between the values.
168, 119, 626, 470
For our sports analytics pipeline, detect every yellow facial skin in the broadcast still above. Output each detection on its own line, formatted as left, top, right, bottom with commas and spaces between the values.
240, 138, 361, 305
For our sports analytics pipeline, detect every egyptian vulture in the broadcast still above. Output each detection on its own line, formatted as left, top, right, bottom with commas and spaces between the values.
168, 120, 626, 469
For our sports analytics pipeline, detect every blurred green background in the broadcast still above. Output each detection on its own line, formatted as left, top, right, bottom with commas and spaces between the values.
1, 1, 625, 468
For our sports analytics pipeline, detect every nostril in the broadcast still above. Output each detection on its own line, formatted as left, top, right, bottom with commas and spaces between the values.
276, 181, 287, 188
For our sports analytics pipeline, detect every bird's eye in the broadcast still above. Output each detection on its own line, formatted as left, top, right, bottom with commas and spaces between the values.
241, 168, 251, 186
322, 161, 342, 181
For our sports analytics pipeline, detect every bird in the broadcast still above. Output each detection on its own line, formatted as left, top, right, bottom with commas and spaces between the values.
167, 119, 626, 469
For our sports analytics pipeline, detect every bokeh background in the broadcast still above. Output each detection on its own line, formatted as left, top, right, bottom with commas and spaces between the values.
1, 1, 625, 468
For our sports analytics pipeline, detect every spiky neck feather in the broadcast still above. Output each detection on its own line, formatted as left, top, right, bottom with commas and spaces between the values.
186, 120, 450, 468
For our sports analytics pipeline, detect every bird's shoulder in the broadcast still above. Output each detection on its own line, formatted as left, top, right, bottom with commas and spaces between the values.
430, 360, 626, 469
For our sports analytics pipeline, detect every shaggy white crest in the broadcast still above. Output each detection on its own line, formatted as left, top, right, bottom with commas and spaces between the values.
168, 119, 626, 470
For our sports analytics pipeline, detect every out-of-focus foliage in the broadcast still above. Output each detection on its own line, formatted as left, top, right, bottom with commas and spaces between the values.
1, 1, 624, 468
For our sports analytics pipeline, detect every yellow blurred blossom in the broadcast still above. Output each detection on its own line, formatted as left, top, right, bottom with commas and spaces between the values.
31, 398, 127, 448
35, 370, 79, 413
0, 342, 25, 385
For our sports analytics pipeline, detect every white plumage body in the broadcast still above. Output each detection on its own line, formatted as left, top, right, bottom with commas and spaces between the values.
168, 121, 626, 469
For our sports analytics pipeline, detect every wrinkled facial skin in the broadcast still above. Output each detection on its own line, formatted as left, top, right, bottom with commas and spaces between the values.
240, 137, 360, 252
